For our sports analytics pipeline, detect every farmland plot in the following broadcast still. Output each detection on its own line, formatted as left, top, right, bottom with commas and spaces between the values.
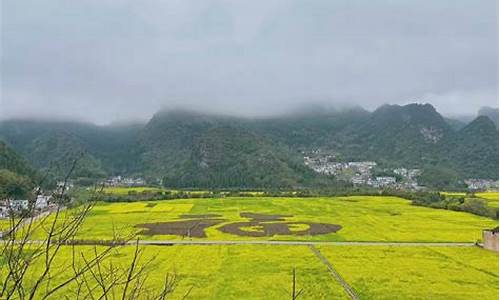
73, 196, 497, 242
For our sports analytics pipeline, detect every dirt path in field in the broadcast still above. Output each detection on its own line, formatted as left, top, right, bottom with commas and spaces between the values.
308, 245, 360, 300
0, 208, 60, 238
4, 240, 476, 248
124, 240, 475, 247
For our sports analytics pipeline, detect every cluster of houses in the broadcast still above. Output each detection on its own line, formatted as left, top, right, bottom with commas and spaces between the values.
348, 162, 379, 185
0, 194, 52, 218
347, 166, 423, 190
303, 151, 423, 190
355, 176, 397, 188
102, 176, 146, 187
464, 179, 499, 191
392, 168, 422, 190
305, 151, 498, 192
304, 153, 377, 177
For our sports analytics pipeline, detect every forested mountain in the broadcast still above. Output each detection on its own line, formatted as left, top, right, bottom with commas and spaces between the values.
478, 106, 499, 128
0, 141, 35, 178
327, 103, 454, 165
248, 107, 370, 149
0, 120, 142, 179
0, 141, 37, 198
444, 118, 467, 131
0, 103, 498, 188
138, 110, 323, 188
451, 116, 499, 179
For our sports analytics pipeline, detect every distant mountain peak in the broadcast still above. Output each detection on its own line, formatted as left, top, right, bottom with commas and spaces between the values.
371, 102, 447, 130
1, 101, 498, 186
478, 106, 499, 128
462, 115, 498, 133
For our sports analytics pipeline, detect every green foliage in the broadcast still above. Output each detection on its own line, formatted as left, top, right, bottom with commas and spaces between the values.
400, 191, 499, 219
140, 111, 330, 188
0, 169, 33, 199
0, 141, 35, 178
1, 103, 498, 188
460, 198, 497, 219
478, 106, 499, 128
0, 120, 141, 180
0, 141, 37, 198
417, 166, 464, 189
450, 116, 499, 179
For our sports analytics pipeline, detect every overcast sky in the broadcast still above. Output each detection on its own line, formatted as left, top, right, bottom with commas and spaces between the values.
1, 0, 498, 124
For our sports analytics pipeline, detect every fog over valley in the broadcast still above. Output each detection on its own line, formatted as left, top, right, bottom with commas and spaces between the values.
1, 0, 498, 124
0, 2, 499, 298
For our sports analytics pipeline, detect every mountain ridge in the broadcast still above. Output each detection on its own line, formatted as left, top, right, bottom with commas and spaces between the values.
1, 103, 497, 188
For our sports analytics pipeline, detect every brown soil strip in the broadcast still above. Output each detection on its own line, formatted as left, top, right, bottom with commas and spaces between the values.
218, 221, 341, 237
295, 223, 342, 235
179, 214, 222, 219
136, 212, 341, 238
263, 223, 292, 235
136, 219, 225, 238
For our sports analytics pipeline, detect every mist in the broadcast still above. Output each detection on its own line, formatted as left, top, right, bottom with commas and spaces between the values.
1, 0, 498, 125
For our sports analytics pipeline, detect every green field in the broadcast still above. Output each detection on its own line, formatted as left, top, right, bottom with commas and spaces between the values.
5, 244, 497, 300
442, 191, 499, 208
3, 194, 499, 299
102, 186, 168, 195
102, 187, 213, 196
317, 246, 498, 299
15, 245, 347, 299
477, 192, 499, 208
71, 196, 497, 242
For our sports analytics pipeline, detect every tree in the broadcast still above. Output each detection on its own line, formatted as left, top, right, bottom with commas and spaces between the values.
0, 169, 33, 200
0, 159, 185, 299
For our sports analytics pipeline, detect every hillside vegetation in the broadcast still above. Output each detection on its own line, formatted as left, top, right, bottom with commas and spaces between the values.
1, 103, 498, 188
0, 141, 36, 198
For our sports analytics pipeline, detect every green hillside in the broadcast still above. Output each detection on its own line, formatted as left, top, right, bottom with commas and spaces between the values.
452, 116, 499, 179
0, 120, 141, 179
0, 141, 35, 178
0, 103, 498, 188
139, 110, 322, 188
0, 141, 36, 198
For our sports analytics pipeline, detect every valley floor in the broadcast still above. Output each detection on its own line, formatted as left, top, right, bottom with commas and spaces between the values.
2, 195, 498, 299
6, 244, 497, 299
74, 196, 497, 242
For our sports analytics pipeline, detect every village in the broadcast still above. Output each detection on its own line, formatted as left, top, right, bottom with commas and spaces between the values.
101, 175, 147, 187
303, 150, 423, 190
0, 175, 152, 219
0, 181, 72, 219
304, 151, 500, 191
464, 179, 499, 191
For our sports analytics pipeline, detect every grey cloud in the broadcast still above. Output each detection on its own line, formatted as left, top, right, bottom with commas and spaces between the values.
1, 0, 498, 124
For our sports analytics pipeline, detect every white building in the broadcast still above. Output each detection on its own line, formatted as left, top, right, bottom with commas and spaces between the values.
376, 176, 397, 184
35, 195, 50, 209
10, 199, 29, 211
0, 205, 9, 218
